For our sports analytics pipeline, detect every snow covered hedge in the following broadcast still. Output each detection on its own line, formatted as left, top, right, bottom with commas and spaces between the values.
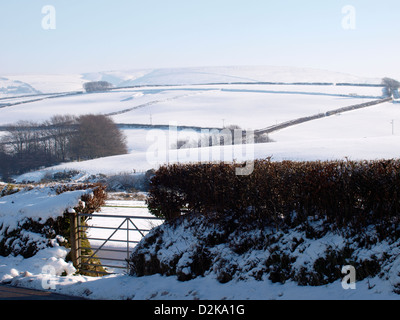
0, 183, 106, 259
128, 210, 400, 289
131, 159, 400, 288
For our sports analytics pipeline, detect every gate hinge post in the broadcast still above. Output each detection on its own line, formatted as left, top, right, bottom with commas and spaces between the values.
69, 211, 81, 271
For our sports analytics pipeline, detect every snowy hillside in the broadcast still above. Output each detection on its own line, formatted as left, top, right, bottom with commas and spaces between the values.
0, 85, 381, 128
15, 135, 400, 184
0, 77, 41, 98
4, 74, 86, 94
1, 65, 396, 182
271, 102, 400, 142
5, 66, 381, 94
117, 66, 381, 86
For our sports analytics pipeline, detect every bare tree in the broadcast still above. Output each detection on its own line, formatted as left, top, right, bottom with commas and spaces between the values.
0, 144, 10, 181
45, 115, 77, 161
4, 121, 39, 155
69, 114, 127, 160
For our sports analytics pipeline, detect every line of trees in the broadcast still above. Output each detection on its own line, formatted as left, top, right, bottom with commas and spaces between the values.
0, 114, 128, 180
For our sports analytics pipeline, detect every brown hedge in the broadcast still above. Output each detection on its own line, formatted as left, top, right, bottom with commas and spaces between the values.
147, 159, 400, 227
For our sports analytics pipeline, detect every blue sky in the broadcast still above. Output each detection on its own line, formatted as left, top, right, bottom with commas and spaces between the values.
0, 0, 399, 79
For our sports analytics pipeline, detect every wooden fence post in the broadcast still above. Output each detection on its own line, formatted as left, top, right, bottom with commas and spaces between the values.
69, 211, 81, 271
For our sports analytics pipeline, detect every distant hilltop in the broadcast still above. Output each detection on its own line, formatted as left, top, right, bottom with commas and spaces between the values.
3, 66, 383, 96
84, 66, 382, 87
0, 77, 41, 97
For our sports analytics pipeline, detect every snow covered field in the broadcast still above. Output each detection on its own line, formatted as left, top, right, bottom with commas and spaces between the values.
271, 102, 400, 142
0, 84, 378, 127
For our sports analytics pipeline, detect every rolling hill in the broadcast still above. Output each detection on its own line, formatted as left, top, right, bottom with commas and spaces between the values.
1, 65, 398, 182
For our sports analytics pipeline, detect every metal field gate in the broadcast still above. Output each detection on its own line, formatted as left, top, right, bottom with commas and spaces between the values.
69, 211, 164, 276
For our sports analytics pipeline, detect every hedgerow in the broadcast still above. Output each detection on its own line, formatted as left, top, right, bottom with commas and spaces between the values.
130, 159, 400, 287
147, 159, 400, 228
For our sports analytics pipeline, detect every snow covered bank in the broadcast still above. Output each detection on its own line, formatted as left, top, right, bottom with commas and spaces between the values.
130, 213, 396, 279
124, 211, 400, 300
1, 191, 400, 300
2, 267, 399, 300
0, 183, 106, 281
2, 212, 400, 300
0, 186, 91, 235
